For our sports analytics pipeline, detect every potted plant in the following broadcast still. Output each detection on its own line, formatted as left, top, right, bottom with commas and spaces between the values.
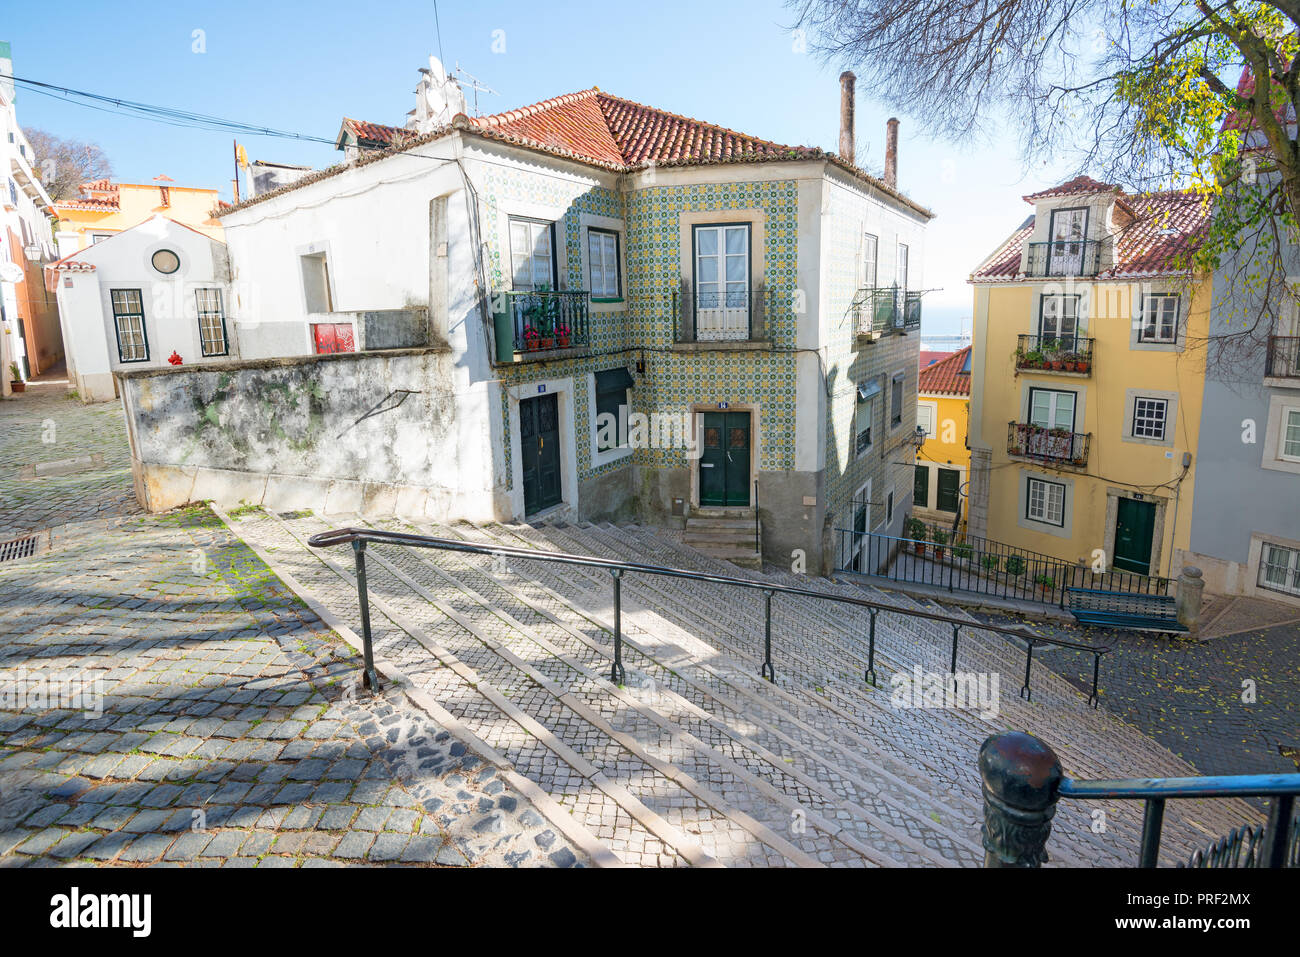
1024, 350, 1044, 369
981, 554, 1002, 574
1076, 357, 1091, 374
555, 323, 571, 349
932, 528, 949, 560
1005, 555, 1027, 577
522, 325, 541, 351
1034, 573, 1056, 595
1063, 353, 1078, 372
953, 541, 973, 562
9, 362, 24, 393
906, 518, 928, 556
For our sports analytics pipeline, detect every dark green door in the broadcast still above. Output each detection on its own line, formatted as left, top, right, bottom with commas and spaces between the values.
521, 393, 561, 515
1113, 498, 1156, 574
913, 465, 929, 509
936, 469, 961, 513
699, 412, 750, 507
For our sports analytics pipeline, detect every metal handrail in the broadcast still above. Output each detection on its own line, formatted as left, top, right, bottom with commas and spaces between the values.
979, 730, 1300, 868
307, 525, 1111, 702
1058, 774, 1300, 868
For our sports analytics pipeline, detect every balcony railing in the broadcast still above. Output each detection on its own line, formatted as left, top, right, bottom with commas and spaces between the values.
1024, 239, 1107, 277
671, 287, 780, 343
498, 289, 590, 358
1015, 334, 1095, 375
852, 285, 922, 338
1007, 421, 1091, 469
1267, 336, 1300, 378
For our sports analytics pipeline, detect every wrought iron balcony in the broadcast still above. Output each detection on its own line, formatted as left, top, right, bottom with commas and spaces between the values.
1267, 336, 1300, 378
1015, 334, 1095, 375
1024, 239, 1107, 277
852, 285, 922, 339
1007, 421, 1091, 469
500, 289, 590, 357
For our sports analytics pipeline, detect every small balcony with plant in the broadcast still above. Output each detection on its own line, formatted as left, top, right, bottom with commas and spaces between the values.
1007, 421, 1091, 470
1023, 238, 1109, 278
1014, 334, 1095, 376
852, 285, 922, 341
492, 285, 591, 363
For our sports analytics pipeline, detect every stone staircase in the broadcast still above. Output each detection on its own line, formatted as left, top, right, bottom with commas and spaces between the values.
682, 510, 761, 568
219, 507, 1263, 867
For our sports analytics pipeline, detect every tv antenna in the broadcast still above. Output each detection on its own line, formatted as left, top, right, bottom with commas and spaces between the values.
453, 63, 498, 116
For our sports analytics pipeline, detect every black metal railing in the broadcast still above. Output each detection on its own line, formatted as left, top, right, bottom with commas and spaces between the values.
1024, 239, 1107, 277
979, 731, 1300, 868
1015, 334, 1095, 375
307, 525, 1110, 706
670, 288, 785, 343
503, 288, 590, 355
837, 525, 1173, 609
1180, 817, 1300, 868
851, 285, 922, 338
1266, 335, 1300, 378
1007, 421, 1091, 469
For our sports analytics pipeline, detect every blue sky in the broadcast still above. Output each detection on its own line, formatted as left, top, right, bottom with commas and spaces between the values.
4, 0, 1082, 335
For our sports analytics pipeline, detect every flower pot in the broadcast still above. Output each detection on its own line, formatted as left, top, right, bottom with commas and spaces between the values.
10, 381, 24, 393
526, 339, 541, 352
914, 544, 927, 557
934, 547, 945, 560
539, 338, 555, 350
1077, 362, 1090, 373
1064, 362, 1077, 372
557, 336, 570, 349
1049, 360, 1062, 370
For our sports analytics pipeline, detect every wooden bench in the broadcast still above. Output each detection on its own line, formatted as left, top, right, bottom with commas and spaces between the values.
1065, 587, 1189, 635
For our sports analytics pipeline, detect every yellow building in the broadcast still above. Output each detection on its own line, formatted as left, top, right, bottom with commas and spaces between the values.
914, 346, 971, 527
967, 177, 1209, 580
54, 176, 223, 253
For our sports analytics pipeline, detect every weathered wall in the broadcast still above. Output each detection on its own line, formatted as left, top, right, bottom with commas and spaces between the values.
117, 345, 502, 520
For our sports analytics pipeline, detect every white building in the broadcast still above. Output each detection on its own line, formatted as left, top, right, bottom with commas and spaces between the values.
0, 43, 60, 394
49, 215, 234, 401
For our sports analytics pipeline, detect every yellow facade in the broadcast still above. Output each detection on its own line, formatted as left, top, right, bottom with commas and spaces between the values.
915, 390, 971, 523
55, 182, 223, 251
969, 278, 1208, 578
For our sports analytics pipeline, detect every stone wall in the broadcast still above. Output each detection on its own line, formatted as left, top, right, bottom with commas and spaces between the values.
115, 345, 502, 519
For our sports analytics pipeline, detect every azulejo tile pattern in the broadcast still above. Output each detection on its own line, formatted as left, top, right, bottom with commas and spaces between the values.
483, 165, 804, 490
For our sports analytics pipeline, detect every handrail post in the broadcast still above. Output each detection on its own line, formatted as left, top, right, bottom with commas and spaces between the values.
761, 589, 775, 681
609, 568, 626, 685
1263, 793, 1295, 869
979, 731, 1063, 867
1139, 798, 1166, 867
949, 624, 960, 691
1089, 653, 1101, 708
865, 608, 878, 687
351, 540, 380, 692
1021, 637, 1034, 701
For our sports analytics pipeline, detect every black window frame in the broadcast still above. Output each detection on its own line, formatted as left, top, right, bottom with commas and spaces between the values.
890, 371, 906, 428
110, 288, 149, 363
855, 388, 876, 457
594, 374, 631, 454
1131, 395, 1169, 441
1025, 476, 1066, 527
587, 227, 622, 301
196, 288, 229, 358
691, 221, 753, 332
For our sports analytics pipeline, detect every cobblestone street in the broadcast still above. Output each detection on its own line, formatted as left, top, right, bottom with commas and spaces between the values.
973, 609, 1300, 778
0, 392, 583, 868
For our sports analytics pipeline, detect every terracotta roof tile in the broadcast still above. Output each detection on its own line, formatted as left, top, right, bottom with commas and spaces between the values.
1022, 175, 1121, 202
918, 346, 971, 396
339, 117, 412, 147
971, 183, 1209, 281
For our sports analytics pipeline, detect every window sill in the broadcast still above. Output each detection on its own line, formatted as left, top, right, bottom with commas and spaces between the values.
671, 339, 772, 353
591, 297, 624, 304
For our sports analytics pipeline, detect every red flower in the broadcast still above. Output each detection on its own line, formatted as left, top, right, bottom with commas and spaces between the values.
168, 351, 183, 366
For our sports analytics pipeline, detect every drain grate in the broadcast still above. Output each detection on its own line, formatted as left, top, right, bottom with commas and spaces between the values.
0, 536, 37, 564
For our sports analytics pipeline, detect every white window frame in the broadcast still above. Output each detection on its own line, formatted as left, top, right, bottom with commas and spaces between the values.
896, 243, 910, 291
916, 400, 938, 438
587, 228, 621, 300
1281, 408, 1300, 462
1131, 396, 1169, 441
861, 233, 878, 289
1039, 294, 1081, 344
300, 249, 334, 314
1139, 294, 1180, 343
509, 217, 557, 292
1028, 387, 1077, 432
195, 288, 228, 357
1258, 541, 1300, 597
855, 393, 876, 458
1026, 476, 1065, 527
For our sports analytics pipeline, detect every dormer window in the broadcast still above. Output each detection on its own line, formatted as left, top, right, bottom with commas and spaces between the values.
1046, 207, 1088, 274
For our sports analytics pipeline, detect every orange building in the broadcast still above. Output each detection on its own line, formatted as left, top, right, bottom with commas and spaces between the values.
54, 176, 223, 254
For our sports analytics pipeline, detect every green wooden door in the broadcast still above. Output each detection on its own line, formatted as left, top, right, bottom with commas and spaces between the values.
699, 412, 751, 507
1113, 498, 1156, 574
936, 468, 961, 513
521, 394, 562, 515
913, 465, 929, 509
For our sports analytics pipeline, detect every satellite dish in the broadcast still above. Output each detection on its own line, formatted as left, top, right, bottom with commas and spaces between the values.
0, 262, 24, 283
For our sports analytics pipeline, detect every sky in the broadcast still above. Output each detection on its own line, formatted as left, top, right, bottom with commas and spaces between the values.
3, 0, 1084, 336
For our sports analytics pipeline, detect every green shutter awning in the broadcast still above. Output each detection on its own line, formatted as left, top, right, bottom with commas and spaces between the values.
596, 367, 634, 393
857, 380, 882, 403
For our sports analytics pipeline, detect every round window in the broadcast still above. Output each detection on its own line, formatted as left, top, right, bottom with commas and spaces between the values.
151, 249, 180, 274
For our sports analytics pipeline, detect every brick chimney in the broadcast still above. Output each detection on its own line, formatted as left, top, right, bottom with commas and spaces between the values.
884, 117, 899, 189
839, 72, 856, 164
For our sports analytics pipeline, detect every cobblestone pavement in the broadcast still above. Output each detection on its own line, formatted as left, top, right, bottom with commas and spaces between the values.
971, 610, 1300, 778
0, 391, 586, 870
0, 389, 142, 539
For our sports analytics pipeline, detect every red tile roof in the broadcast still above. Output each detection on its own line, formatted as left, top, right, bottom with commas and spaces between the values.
971, 185, 1209, 281
918, 346, 971, 396
277, 87, 930, 220
1022, 175, 1121, 202
919, 350, 951, 368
